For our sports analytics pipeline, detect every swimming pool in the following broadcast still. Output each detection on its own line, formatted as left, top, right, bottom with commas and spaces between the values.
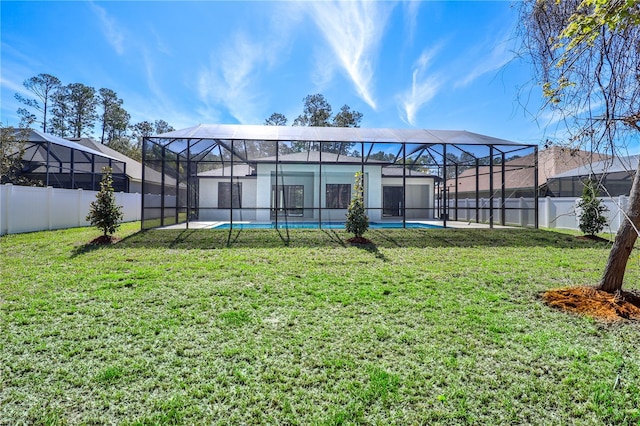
213, 222, 442, 230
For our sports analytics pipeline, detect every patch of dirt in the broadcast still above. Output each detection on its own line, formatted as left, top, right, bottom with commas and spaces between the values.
88, 235, 121, 245
543, 286, 640, 322
347, 236, 373, 245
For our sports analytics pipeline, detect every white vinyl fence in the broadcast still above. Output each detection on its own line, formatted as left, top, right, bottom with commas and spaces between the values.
1, 184, 141, 236
449, 196, 630, 233
0, 183, 632, 236
539, 196, 629, 233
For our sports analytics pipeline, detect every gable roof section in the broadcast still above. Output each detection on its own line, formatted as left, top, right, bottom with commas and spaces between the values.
71, 138, 142, 181
26, 129, 119, 161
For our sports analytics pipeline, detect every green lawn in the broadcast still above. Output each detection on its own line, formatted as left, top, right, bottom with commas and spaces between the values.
1, 223, 640, 425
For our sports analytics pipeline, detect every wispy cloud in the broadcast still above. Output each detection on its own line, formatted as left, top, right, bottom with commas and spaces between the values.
399, 47, 444, 126
88, 1, 125, 55
305, 1, 396, 110
454, 30, 514, 89
402, 0, 421, 46
0, 75, 28, 97
149, 26, 171, 56
197, 32, 269, 124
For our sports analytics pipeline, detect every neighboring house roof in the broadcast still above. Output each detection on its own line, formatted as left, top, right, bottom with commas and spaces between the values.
71, 138, 142, 181
152, 124, 527, 147
449, 147, 611, 192
70, 137, 174, 186
19, 129, 120, 161
539, 146, 611, 182
551, 155, 638, 179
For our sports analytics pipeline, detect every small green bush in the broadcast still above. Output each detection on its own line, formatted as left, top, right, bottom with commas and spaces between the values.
86, 166, 124, 237
345, 171, 369, 238
577, 179, 608, 236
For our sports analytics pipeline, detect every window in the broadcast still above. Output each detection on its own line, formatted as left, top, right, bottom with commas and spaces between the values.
272, 185, 304, 216
218, 182, 242, 208
326, 184, 351, 209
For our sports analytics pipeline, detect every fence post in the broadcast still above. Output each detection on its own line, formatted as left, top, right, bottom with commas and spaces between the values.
519, 197, 525, 227
47, 186, 54, 231
545, 196, 552, 228
2, 184, 12, 235
118, 192, 124, 222
78, 188, 84, 227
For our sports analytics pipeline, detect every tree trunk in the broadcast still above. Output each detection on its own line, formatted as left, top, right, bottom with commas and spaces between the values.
598, 158, 640, 292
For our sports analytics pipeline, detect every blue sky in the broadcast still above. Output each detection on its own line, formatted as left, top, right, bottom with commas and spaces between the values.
1, 1, 553, 144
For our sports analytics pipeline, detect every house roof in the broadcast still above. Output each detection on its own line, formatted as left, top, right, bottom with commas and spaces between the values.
24, 129, 120, 161
197, 161, 436, 178
254, 150, 388, 163
551, 155, 638, 179
199, 164, 255, 177
71, 138, 143, 181
381, 167, 437, 178
151, 124, 528, 148
449, 147, 611, 192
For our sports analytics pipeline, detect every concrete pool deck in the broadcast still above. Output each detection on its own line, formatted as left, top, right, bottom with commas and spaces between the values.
157, 220, 517, 230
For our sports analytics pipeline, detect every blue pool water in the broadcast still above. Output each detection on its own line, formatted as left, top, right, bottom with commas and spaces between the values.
214, 222, 441, 230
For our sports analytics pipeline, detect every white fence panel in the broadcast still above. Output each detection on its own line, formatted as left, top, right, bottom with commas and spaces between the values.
0, 183, 632, 236
1, 184, 141, 236
446, 196, 629, 232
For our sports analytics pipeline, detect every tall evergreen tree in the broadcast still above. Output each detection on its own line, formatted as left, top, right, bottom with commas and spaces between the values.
98, 88, 129, 144
48, 85, 72, 137
14, 73, 61, 132
66, 83, 98, 138
267, 93, 363, 154
293, 93, 333, 127
264, 113, 288, 126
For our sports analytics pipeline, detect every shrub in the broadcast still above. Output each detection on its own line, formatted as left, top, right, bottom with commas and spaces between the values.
86, 167, 124, 237
577, 179, 608, 236
345, 171, 369, 238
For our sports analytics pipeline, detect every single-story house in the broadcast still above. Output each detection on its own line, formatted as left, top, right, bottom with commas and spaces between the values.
197, 150, 438, 222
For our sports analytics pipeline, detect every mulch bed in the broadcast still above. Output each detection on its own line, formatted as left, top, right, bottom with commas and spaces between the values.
347, 236, 373, 245
543, 286, 640, 321
88, 235, 121, 245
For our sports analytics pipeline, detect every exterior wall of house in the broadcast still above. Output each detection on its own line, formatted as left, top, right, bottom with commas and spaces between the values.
198, 177, 258, 221
255, 163, 383, 222
196, 164, 437, 223
380, 177, 435, 219
129, 180, 142, 194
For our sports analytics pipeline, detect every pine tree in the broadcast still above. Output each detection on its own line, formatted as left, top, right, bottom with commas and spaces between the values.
345, 171, 369, 239
86, 167, 123, 238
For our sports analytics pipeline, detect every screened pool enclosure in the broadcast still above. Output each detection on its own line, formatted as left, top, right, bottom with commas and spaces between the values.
8, 129, 128, 192
142, 125, 538, 230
